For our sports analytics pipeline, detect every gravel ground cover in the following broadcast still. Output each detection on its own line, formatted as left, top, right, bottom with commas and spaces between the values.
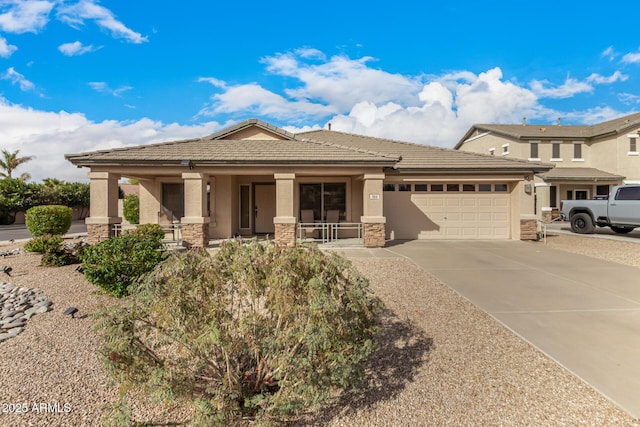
0, 234, 638, 426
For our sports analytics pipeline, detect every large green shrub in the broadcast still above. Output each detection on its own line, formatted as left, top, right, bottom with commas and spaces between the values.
95, 240, 381, 425
122, 195, 139, 224
25, 205, 73, 236
81, 232, 166, 297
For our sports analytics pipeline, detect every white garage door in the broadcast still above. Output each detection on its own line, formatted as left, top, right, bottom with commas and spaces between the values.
384, 185, 510, 240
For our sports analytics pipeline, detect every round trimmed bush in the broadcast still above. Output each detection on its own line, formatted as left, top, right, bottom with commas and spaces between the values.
25, 205, 73, 237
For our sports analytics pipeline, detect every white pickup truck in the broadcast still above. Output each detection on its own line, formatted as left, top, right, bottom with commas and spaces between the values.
560, 185, 640, 234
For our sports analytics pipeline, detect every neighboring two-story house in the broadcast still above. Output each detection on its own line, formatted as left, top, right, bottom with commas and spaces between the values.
455, 112, 640, 221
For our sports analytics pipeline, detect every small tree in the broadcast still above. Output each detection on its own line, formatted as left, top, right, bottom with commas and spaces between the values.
96, 240, 381, 425
0, 179, 38, 224
122, 195, 139, 224
0, 148, 33, 181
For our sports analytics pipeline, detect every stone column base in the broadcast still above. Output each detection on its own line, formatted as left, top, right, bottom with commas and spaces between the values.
541, 209, 552, 223
275, 223, 296, 247
182, 223, 210, 248
520, 219, 538, 241
87, 223, 115, 244
364, 223, 385, 247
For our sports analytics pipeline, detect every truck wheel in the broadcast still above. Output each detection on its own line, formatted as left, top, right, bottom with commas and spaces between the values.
611, 226, 634, 234
570, 213, 595, 234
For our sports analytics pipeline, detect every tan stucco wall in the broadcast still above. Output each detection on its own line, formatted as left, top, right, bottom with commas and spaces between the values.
223, 127, 288, 140
590, 129, 640, 182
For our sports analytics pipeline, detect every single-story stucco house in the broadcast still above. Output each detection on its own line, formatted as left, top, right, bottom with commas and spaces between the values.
65, 119, 553, 248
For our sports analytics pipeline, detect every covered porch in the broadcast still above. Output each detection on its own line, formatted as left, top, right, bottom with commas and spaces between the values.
84, 169, 387, 248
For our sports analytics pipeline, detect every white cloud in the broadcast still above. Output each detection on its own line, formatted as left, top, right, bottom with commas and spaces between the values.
261, 51, 421, 110
0, 0, 54, 33
621, 50, 640, 64
88, 81, 132, 97
602, 46, 616, 61
57, 0, 147, 44
58, 40, 99, 56
0, 35, 17, 57
586, 71, 627, 84
199, 82, 338, 120
2, 67, 34, 91
0, 97, 223, 182
618, 92, 640, 105
197, 77, 227, 89
529, 77, 593, 99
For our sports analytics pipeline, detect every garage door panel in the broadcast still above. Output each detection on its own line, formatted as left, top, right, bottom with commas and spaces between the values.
385, 190, 510, 240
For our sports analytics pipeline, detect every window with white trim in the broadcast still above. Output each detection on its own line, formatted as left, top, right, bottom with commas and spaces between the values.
573, 142, 583, 161
551, 141, 562, 161
529, 141, 539, 160
630, 136, 638, 155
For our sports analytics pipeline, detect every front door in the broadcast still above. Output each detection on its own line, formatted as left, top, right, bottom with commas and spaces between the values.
254, 184, 276, 234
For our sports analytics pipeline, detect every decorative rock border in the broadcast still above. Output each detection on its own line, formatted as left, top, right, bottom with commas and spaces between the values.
0, 282, 52, 343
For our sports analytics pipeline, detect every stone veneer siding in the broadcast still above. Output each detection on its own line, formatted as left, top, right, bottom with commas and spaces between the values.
275, 223, 296, 247
520, 219, 538, 241
541, 210, 552, 223
87, 223, 115, 244
181, 223, 209, 248
364, 223, 385, 248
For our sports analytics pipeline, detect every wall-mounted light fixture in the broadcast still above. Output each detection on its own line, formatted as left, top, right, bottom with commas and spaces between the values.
181, 160, 194, 170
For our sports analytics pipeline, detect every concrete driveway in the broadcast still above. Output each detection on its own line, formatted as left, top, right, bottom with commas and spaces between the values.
348, 240, 640, 418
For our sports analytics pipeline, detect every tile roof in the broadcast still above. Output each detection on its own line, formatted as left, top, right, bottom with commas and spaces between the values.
65, 135, 399, 167
298, 130, 552, 173
66, 118, 552, 173
538, 167, 625, 181
456, 112, 640, 147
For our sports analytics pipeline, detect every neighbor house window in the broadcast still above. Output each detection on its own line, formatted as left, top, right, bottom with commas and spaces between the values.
549, 186, 557, 208
529, 141, 539, 160
630, 136, 638, 154
551, 142, 562, 160
502, 144, 509, 155
596, 185, 610, 197
573, 142, 583, 160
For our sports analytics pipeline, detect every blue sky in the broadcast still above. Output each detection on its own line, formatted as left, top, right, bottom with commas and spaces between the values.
1, 0, 640, 182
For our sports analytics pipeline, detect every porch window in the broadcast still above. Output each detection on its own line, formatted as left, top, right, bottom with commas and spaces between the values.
161, 183, 184, 221
240, 185, 250, 229
299, 183, 346, 221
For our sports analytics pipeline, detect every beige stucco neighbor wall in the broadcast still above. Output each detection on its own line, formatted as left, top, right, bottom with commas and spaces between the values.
590, 130, 640, 182
361, 174, 385, 247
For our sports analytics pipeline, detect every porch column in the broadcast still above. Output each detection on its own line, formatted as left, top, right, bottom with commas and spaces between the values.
181, 172, 210, 248
85, 171, 121, 244
361, 173, 386, 248
274, 173, 296, 246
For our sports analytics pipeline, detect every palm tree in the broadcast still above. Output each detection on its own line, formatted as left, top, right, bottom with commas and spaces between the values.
0, 149, 33, 181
